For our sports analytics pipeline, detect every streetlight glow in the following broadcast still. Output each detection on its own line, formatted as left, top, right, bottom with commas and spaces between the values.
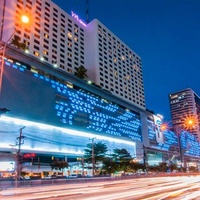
0, 14, 30, 95
188, 120, 193, 125
160, 124, 167, 131
21, 15, 29, 24
184, 115, 197, 130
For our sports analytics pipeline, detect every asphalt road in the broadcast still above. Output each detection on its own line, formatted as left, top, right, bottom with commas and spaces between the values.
2, 175, 200, 200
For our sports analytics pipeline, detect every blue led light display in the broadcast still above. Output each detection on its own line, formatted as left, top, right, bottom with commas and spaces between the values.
148, 118, 178, 152
180, 131, 200, 157
5, 60, 142, 142
148, 115, 200, 157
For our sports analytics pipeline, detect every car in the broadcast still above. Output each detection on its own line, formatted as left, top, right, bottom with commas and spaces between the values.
85, 174, 93, 178
42, 175, 51, 179
67, 174, 82, 178
20, 175, 30, 180
50, 174, 57, 179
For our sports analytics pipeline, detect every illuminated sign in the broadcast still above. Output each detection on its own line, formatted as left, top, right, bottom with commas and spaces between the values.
0, 161, 15, 171
23, 153, 36, 159
153, 115, 164, 144
71, 11, 86, 26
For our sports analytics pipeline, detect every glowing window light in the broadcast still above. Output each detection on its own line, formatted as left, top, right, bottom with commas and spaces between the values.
67, 32, 72, 38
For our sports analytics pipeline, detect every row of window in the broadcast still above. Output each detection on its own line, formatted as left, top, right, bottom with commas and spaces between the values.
97, 25, 142, 66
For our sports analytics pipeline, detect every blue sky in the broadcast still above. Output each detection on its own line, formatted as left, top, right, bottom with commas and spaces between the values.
53, 0, 200, 121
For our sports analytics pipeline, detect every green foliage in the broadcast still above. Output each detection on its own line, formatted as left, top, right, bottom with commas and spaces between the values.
189, 166, 198, 172
43, 171, 49, 176
158, 162, 168, 172
102, 148, 134, 174
50, 160, 68, 171
112, 148, 132, 163
101, 157, 118, 174
10, 35, 29, 51
129, 162, 145, 172
112, 148, 132, 173
84, 141, 108, 163
148, 162, 178, 172
74, 65, 88, 79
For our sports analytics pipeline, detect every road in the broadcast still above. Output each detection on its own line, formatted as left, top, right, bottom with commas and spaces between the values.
2, 175, 200, 200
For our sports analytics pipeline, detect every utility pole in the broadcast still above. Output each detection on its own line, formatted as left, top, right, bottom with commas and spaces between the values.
143, 145, 147, 172
175, 126, 183, 172
90, 137, 95, 176
15, 126, 25, 183
81, 157, 84, 177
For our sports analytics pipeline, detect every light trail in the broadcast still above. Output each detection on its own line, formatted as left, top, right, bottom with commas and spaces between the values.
2, 175, 200, 200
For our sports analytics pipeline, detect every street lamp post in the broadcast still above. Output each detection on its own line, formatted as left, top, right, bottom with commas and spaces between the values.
0, 14, 30, 95
175, 126, 183, 172
174, 116, 196, 172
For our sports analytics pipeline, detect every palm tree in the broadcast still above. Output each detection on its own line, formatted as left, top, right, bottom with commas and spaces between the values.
84, 141, 108, 163
10, 35, 21, 48
10, 35, 29, 51
74, 65, 88, 79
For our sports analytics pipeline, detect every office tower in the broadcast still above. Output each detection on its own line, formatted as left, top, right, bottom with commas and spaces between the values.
169, 88, 200, 141
0, 0, 145, 109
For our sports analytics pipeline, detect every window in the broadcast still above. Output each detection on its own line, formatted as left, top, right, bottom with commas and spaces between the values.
34, 51, 40, 57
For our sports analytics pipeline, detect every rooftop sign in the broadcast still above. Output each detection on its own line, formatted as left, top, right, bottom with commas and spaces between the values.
71, 11, 86, 26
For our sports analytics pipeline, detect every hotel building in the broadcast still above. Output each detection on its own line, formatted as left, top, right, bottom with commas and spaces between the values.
0, 0, 145, 109
1, 0, 200, 175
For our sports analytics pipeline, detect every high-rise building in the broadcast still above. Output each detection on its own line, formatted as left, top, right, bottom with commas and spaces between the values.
85, 20, 145, 109
169, 88, 200, 141
0, 0, 145, 109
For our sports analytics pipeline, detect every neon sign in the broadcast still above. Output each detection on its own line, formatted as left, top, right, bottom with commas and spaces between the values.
71, 11, 86, 26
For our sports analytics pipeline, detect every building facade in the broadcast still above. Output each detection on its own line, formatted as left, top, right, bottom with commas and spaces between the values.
85, 20, 145, 109
1, 0, 200, 175
0, 47, 200, 174
169, 88, 200, 142
0, 46, 143, 173
0, 0, 145, 109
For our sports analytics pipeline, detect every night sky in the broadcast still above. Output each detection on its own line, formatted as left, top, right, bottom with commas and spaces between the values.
53, 0, 200, 122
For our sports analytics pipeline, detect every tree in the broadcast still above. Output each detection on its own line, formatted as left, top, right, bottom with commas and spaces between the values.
10, 35, 21, 48
158, 162, 168, 172
112, 148, 132, 173
10, 35, 29, 51
50, 159, 68, 175
101, 157, 117, 175
112, 148, 132, 163
74, 65, 88, 79
129, 162, 145, 172
84, 141, 108, 164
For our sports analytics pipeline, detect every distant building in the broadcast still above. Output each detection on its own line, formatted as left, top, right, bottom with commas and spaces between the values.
169, 88, 200, 141
0, 0, 145, 109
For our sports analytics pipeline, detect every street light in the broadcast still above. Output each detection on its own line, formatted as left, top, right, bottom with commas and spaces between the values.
0, 14, 30, 95
174, 116, 197, 172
